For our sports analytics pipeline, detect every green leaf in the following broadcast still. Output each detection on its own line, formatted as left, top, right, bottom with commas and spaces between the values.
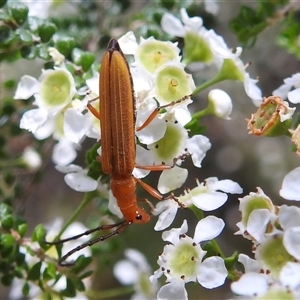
62, 278, 76, 298
0, 25, 10, 44
0, 203, 12, 218
1, 214, 14, 230
71, 48, 95, 72
1, 274, 14, 286
16, 28, 33, 44
79, 270, 93, 280
36, 44, 51, 60
7, 1, 29, 25
53, 33, 76, 57
0, 233, 15, 249
32, 224, 46, 243
27, 261, 42, 281
20, 45, 36, 59
38, 21, 57, 43
71, 255, 92, 273
43, 263, 57, 281
18, 223, 27, 237
22, 282, 30, 296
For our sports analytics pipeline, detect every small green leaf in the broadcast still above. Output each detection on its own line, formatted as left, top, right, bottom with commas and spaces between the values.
16, 28, 33, 44
7, 1, 29, 25
20, 45, 36, 59
27, 261, 42, 281
0, 203, 12, 218
72, 48, 95, 72
1, 274, 14, 286
0, 25, 10, 44
79, 270, 93, 280
18, 223, 27, 237
53, 34, 75, 57
16, 252, 26, 266
159, 0, 175, 10
22, 282, 30, 296
36, 44, 51, 60
71, 255, 92, 273
1, 214, 14, 230
38, 21, 57, 43
32, 224, 46, 243
43, 263, 57, 281
62, 278, 76, 298
0, 233, 15, 249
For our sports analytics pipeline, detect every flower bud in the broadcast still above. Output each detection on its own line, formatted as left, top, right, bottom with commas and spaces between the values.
208, 89, 232, 120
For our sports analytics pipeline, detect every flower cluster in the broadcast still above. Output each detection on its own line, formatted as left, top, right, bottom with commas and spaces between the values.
232, 187, 300, 298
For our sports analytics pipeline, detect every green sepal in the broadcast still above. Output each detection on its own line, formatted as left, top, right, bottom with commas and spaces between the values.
20, 45, 36, 59
16, 28, 33, 44
32, 224, 46, 243
71, 48, 95, 72
0, 233, 14, 249
1, 214, 14, 230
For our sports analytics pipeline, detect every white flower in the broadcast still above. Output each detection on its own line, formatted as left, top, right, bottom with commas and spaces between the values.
14, 67, 83, 165
235, 187, 277, 243
114, 249, 158, 299
153, 177, 242, 231
151, 219, 227, 299
272, 73, 300, 104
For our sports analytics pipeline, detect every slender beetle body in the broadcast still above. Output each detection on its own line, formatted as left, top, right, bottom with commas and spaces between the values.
100, 39, 150, 224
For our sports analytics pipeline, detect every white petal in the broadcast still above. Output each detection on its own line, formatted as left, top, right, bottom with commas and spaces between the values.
86, 76, 99, 95
238, 254, 261, 273
113, 260, 138, 285
180, 8, 203, 32
64, 172, 98, 192
14, 75, 39, 99
231, 273, 268, 296
157, 280, 188, 300
154, 201, 178, 231
244, 73, 262, 107
283, 227, 300, 260
108, 191, 123, 219
161, 13, 185, 37
212, 179, 243, 194
192, 192, 227, 211
197, 256, 227, 289
136, 98, 166, 144
193, 216, 224, 243
158, 166, 188, 194
33, 117, 55, 140
272, 83, 292, 99
280, 167, 300, 200
280, 262, 300, 288
287, 88, 300, 104
247, 209, 271, 243
64, 108, 90, 143
162, 220, 188, 244
279, 205, 300, 230
52, 140, 77, 166
186, 135, 211, 168
118, 31, 138, 55
133, 145, 152, 178
20, 108, 48, 133
55, 164, 83, 174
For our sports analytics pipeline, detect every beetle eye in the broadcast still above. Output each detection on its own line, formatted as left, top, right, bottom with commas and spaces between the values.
136, 214, 142, 221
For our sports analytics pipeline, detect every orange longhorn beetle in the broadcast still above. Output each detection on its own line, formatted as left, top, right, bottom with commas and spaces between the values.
47, 38, 190, 266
